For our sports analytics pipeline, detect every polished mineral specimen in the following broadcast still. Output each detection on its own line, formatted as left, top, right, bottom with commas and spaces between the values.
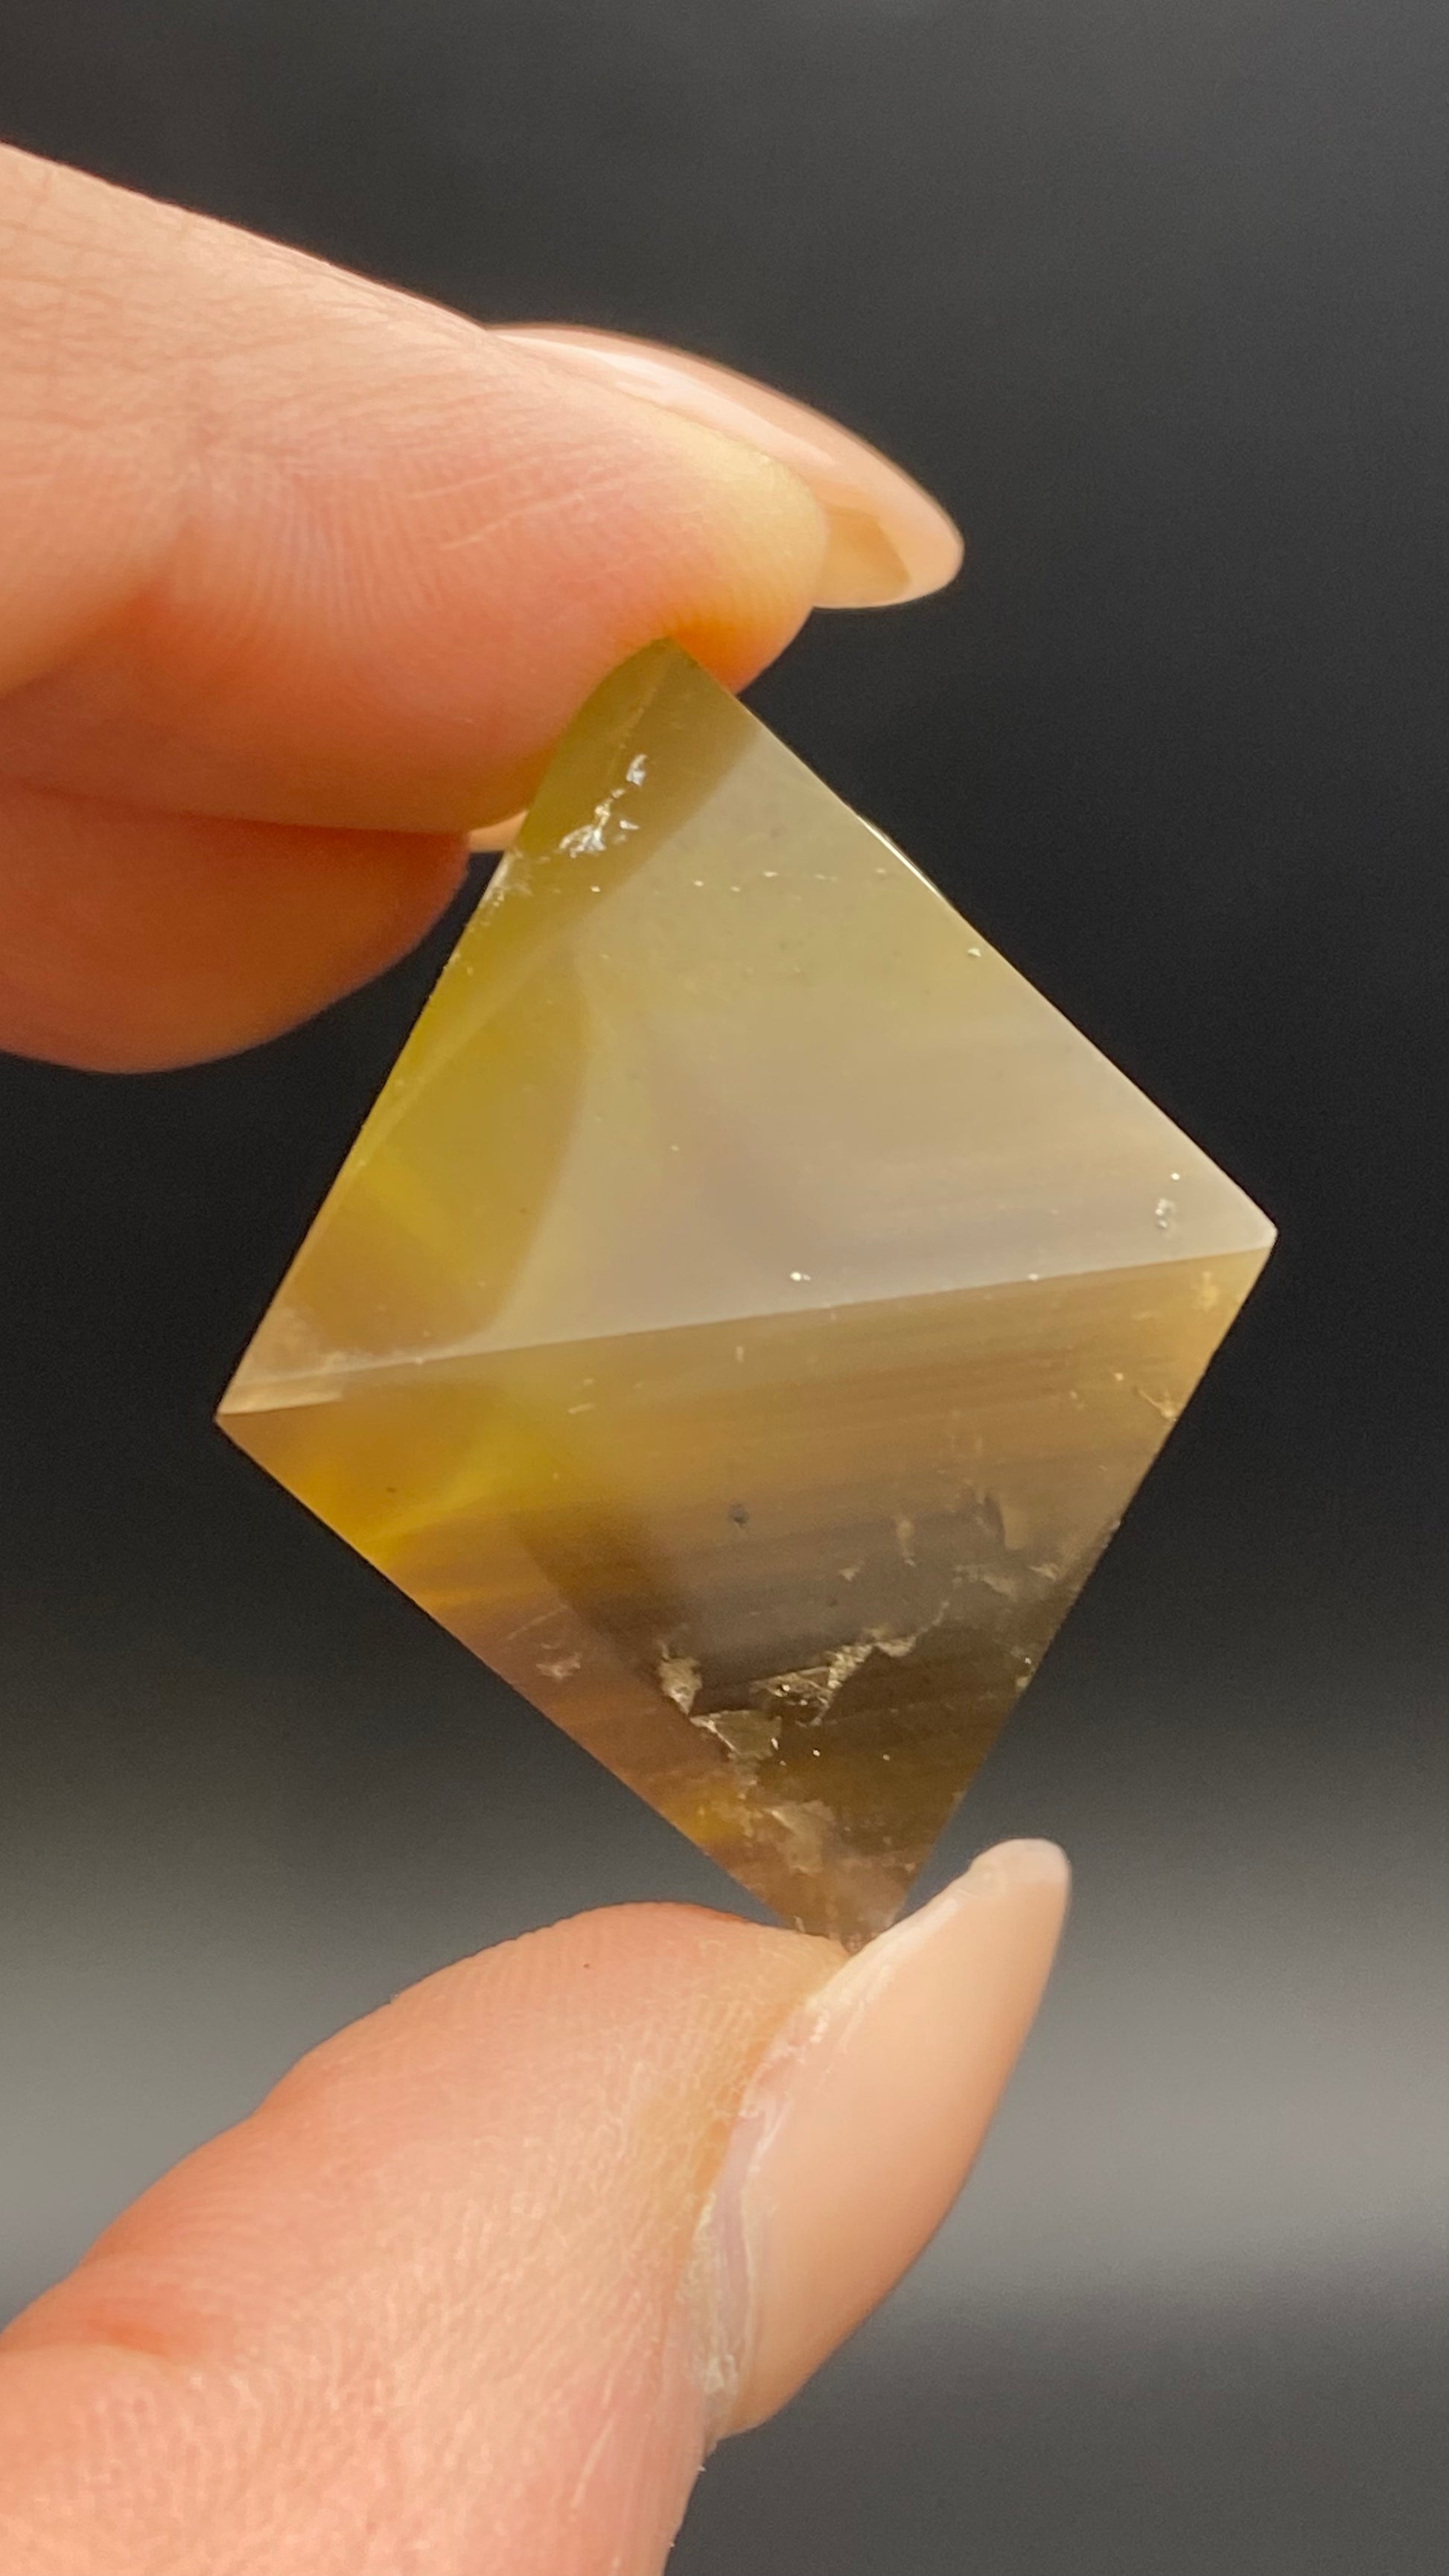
218, 643, 1273, 1946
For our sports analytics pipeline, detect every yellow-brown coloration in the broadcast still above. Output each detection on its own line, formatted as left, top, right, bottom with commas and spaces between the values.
218, 645, 1273, 1945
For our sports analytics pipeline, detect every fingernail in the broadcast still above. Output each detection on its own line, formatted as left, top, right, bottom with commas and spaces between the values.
493, 325, 964, 610
467, 811, 525, 852
692, 1840, 1069, 2437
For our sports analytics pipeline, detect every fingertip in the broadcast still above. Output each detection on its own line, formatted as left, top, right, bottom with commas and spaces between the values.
699, 1841, 1069, 2433
555, 384, 833, 699
494, 325, 964, 610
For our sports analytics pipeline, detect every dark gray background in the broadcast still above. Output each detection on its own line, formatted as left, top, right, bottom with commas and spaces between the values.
1, 4, 1445, 2569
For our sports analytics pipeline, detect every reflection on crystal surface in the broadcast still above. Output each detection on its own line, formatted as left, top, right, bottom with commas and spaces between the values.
218, 644, 1273, 1945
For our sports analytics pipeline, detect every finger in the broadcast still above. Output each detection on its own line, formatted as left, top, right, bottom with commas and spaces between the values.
0, 146, 959, 1071
494, 325, 964, 608
0, 779, 465, 1071
0, 1846, 1066, 2576
0, 144, 958, 841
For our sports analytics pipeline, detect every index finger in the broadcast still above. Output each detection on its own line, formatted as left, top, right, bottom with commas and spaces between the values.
0, 145, 835, 835
0, 147, 961, 1069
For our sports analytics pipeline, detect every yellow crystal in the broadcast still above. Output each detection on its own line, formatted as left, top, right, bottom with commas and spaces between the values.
217, 643, 1273, 1945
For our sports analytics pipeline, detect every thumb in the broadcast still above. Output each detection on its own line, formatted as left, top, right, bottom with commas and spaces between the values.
0, 1846, 1066, 2576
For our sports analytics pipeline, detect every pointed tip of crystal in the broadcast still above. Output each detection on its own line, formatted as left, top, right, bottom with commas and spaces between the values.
219, 644, 1273, 1942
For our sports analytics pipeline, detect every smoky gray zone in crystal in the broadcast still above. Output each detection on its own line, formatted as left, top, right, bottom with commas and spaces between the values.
526, 1478, 1098, 1945
448, 1263, 1231, 1947
675, 1502, 1093, 1934
219, 1245, 1264, 1949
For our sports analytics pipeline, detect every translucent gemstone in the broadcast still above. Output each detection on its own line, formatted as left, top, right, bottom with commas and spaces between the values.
217, 643, 1273, 1946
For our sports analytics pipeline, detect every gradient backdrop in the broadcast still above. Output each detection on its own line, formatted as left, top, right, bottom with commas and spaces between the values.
1, 4, 1445, 2569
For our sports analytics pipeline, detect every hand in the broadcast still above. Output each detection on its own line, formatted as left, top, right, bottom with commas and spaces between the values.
0, 143, 1067, 2575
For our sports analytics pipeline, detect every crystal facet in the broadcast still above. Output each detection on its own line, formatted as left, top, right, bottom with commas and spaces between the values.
217, 644, 1273, 1945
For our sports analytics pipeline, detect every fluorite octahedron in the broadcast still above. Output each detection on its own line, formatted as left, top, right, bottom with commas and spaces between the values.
218, 643, 1273, 1946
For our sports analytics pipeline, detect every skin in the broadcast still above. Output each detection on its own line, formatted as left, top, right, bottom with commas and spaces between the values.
0, 143, 1068, 2575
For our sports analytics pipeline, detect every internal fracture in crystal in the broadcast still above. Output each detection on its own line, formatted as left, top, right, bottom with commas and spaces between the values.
217, 643, 1273, 1946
